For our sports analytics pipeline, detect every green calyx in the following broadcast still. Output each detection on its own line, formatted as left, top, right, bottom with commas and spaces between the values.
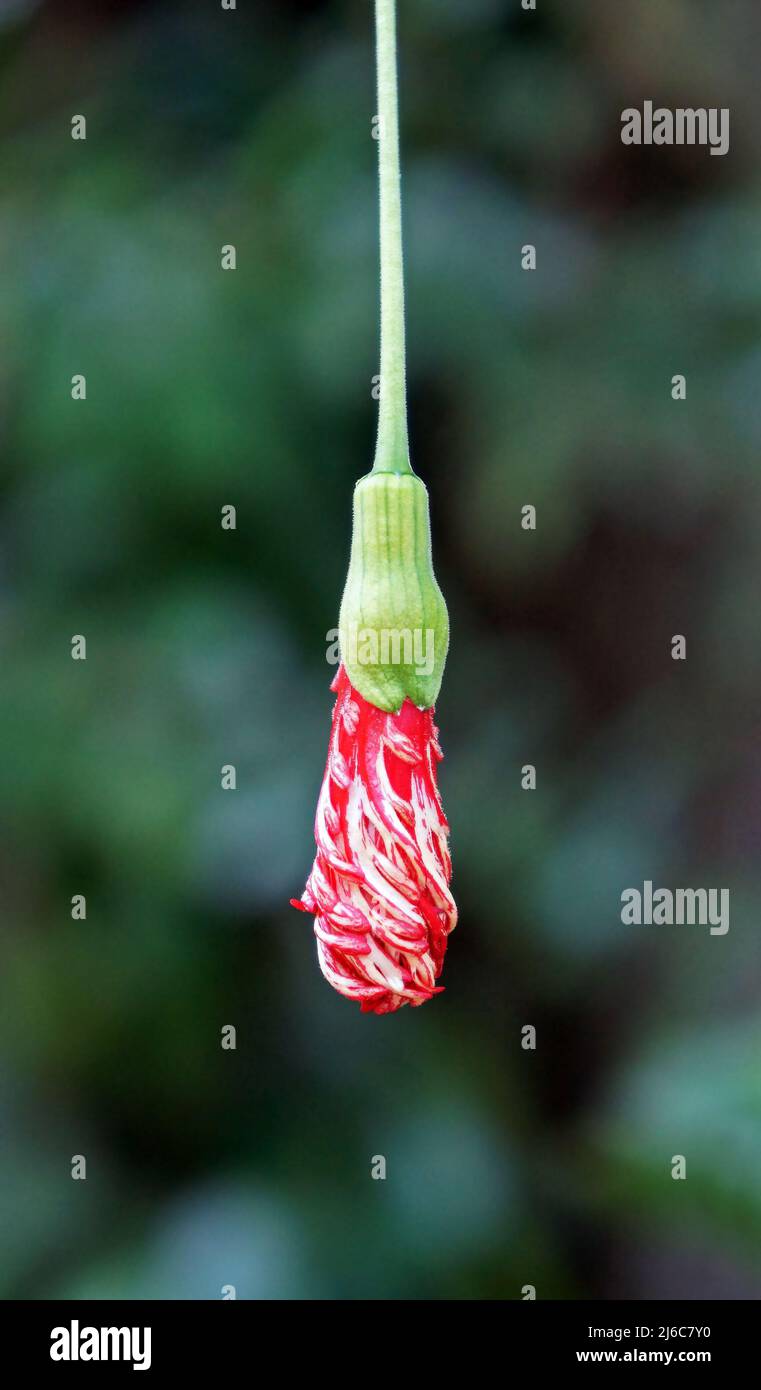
338, 469, 449, 712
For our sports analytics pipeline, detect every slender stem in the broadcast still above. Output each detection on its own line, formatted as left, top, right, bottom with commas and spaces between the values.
373, 0, 412, 474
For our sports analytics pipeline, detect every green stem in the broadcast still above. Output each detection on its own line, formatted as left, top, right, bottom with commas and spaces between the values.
373, 0, 412, 475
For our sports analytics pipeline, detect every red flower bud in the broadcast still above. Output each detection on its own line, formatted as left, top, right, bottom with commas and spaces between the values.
292, 666, 457, 1014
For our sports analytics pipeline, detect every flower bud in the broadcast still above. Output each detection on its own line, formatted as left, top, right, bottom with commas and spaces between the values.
292, 665, 456, 1013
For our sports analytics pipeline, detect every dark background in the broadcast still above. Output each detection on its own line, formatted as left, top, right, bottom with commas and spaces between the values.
1, 0, 760, 1298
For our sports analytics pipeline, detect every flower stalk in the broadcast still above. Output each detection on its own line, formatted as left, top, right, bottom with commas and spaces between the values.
374, 0, 411, 475
339, 0, 449, 712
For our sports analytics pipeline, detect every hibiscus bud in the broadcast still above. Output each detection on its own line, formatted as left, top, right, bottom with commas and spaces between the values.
291, 665, 456, 1014
293, 0, 458, 1013
338, 470, 449, 713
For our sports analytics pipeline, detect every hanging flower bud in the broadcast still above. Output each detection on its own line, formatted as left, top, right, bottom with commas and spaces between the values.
291, 666, 456, 1013
293, 0, 457, 1010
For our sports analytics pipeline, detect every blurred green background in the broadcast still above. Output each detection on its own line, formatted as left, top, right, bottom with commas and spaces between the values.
2, 0, 761, 1299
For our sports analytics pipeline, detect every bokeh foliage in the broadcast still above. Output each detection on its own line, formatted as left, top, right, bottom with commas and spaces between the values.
1, 0, 760, 1298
